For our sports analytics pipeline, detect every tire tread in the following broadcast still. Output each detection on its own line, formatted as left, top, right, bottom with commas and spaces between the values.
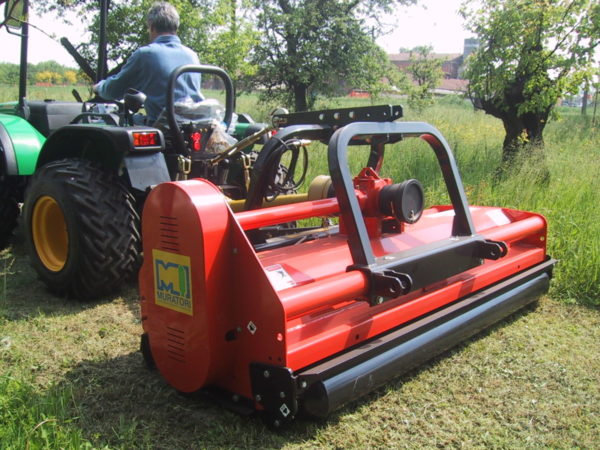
24, 159, 140, 299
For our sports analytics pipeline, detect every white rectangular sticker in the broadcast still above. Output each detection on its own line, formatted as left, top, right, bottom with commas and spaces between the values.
265, 264, 297, 291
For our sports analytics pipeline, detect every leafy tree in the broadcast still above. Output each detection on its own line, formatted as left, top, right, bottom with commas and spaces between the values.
406, 45, 444, 111
63, 70, 78, 84
345, 34, 403, 101
202, 0, 259, 89
30, 0, 412, 108
249, 0, 415, 111
34, 60, 68, 74
35, 70, 63, 85
35, 71, 52, 84
461, 0, 600, 164
0, 63, 20, 84
76, 69, 93, 85
35, 0, 250, 87
0, 59, 79, 84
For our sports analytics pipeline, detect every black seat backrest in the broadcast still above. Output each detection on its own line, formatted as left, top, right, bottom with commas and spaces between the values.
26, 100, 84, 137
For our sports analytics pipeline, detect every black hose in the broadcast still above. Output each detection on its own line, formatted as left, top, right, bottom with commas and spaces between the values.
262, 138, 308, 200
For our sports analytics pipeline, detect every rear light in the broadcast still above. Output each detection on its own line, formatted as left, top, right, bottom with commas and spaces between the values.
190, 131, 202, 151
133, 131, 159, 147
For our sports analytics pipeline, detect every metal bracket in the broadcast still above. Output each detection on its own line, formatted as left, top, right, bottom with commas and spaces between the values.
272, 105, 403, 128
250, 363, 298, 425
176, 155, 191, 180
350, 236, 510, 306
351, 268, 412, 305
241, 153, 252, 190
476, 240, 508, 260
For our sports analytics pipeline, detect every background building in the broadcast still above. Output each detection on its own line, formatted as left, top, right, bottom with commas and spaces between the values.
388, 39, 478, 93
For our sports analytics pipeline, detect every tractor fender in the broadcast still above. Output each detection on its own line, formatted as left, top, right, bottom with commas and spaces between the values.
0, 113, 46, 175
37, 124, 165, 170
36, 124, 170, 190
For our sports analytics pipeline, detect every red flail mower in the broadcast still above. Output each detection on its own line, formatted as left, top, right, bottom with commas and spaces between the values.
139, 106, 555, 426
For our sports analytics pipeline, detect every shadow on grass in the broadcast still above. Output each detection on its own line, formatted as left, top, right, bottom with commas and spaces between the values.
1, 238, 138, 322
43, 351, 333, 448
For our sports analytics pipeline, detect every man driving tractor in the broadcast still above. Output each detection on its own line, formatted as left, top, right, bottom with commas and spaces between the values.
93, 1, 203, 124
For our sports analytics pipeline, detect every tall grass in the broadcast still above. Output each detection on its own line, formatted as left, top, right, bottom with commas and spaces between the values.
417, 102, 598, 304
0, 84, 91, 104
290, 97, 600, 305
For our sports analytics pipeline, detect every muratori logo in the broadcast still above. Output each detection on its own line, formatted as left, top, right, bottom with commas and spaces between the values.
153, 249, 193, 315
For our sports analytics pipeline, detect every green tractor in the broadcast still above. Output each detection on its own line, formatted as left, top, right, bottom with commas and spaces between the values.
0, 0, 276, 298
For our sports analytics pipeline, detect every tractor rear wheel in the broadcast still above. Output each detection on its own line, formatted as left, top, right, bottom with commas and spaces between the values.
0, 175, 23, 250
23, 159, 140, 299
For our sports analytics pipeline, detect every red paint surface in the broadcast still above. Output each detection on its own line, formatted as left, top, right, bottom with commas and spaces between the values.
140, 178, 548, 401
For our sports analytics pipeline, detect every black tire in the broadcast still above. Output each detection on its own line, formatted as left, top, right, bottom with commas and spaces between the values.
23, 158, 140, 299
0, 175, 24, 250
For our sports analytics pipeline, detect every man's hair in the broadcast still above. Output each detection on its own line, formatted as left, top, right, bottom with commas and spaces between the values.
147, 2, 180, 33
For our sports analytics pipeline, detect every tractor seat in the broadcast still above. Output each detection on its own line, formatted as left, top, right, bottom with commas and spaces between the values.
26, 100, 84, 137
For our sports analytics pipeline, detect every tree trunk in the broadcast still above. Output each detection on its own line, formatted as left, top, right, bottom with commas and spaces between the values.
582, 85, 588, 115
501, 116, 525, 164
500, 112, 547, 164
293, 83, 308, 112
522, 112, 546, 147
498, 111, 550, 182
593, 87, 599, 127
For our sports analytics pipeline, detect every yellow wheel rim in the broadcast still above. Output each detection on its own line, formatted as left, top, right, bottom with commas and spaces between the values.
31, 196, 69, 272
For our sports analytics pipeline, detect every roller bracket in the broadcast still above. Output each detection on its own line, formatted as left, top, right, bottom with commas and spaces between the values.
250, 363, 298, 423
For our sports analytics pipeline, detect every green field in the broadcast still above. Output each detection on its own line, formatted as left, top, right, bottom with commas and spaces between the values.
1, 87, 599, 447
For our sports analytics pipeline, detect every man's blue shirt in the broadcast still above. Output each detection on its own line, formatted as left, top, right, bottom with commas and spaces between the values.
96, 35, 203, 123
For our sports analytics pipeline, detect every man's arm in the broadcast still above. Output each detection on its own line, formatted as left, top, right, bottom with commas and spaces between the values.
93, 50, 144, 100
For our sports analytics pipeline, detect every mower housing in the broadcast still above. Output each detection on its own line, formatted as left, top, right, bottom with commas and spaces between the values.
139, 120, 555, 425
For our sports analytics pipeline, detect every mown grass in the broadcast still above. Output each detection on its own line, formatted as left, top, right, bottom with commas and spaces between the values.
1, 88, 599, 447
1, 254, 598, 448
